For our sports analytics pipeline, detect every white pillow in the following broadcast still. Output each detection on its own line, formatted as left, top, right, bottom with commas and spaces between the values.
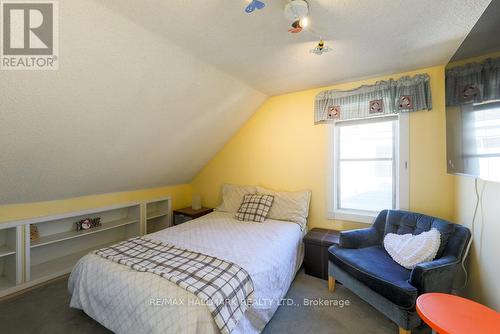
256, 186, 311, 229
384, 229, 441, 270
216, 183, 257, 213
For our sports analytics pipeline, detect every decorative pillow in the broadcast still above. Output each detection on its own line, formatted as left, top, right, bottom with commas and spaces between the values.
383, 229, 441, 270
256, 186, 311, 229
384, 210, 454, 258
216, 183, 258, 213
235, 194, 274, 223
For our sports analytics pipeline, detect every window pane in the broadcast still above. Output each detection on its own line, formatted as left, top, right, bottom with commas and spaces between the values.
470, 105, 500, 180
339, 120, 394, 159
339, 160, 393, 211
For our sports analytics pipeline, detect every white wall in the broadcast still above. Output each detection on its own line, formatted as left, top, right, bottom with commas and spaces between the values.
455, 176, 500, 310
0, 0, 266, 204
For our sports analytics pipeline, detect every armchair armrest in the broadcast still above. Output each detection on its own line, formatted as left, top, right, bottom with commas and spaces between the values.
339, 227, 382, 249
409, 255, 460, 293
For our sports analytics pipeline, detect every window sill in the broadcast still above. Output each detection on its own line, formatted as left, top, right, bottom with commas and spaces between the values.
327, 209, 377, 224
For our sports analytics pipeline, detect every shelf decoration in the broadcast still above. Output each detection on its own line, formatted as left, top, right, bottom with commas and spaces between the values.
30, 225, 40, 241
76, 217, 101, 231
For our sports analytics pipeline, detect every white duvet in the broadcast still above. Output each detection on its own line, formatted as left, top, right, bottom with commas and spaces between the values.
68, 212, 304, 334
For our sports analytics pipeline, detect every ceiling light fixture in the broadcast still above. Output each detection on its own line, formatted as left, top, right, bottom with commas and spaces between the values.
284, 0, 309, 33
299, 17, 309, 28
284, 0, 309, 21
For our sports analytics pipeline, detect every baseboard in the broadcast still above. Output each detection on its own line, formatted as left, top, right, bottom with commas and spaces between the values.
0, 273, 69, 302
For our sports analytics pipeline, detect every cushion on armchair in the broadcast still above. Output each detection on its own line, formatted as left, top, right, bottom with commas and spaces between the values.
384, 210, 455, 258
383, 228, 441, 270
329, 245, 418, 309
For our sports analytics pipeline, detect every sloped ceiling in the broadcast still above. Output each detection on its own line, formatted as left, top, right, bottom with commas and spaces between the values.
0, 0, 490, 204
0, 1, 266, 204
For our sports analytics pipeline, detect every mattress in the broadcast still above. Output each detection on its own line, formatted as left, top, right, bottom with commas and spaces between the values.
68, 211, 304, 334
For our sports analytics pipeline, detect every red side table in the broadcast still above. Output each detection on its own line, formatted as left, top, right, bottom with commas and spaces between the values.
416, 293, 500, 334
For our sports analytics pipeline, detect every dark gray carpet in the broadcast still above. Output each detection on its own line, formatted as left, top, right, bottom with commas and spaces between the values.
0, 271, 429, 334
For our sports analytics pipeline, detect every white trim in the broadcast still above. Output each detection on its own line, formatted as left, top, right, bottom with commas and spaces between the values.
328, 209, 377, 224
24, 226, 30, 282
17, 226, 23, 285
397, 113, 410, 210
326, 122, 336, 218
327, 114, 410, 223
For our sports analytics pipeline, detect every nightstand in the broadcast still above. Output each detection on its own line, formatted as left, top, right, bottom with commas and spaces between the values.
303, 228, 340, 280
173, 207, 213, 225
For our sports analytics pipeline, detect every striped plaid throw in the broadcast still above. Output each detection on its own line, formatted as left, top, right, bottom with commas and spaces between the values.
95, 237, 255, 334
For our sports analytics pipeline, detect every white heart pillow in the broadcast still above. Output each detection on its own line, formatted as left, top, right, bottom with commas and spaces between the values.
383, 228, 441, 270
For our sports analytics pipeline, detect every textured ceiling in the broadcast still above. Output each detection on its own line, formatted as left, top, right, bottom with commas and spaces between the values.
0, 1, 266, 204
0, 0, 490, 204
100, 0, 491, 95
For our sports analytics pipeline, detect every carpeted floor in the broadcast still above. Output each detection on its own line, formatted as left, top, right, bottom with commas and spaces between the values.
0, 270, 429, 334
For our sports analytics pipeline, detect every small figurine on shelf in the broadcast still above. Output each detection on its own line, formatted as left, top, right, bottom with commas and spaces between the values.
30, 224, 40, 241
76, 217, 101, 231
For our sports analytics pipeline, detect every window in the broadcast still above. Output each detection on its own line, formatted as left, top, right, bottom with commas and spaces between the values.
328, 115, 409, 223
463, 101, 500, 180
471, 102, 500, 179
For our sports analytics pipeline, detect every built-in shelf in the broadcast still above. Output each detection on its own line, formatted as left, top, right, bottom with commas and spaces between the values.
30, 241, 117, 282
31, 218, 138, 249
145, 197, 172, 234
0, 198, 181, 298
26, 203, 141, 283
146, 211, 168, 220
0, 245, 16, 258
0, 226, 20, 295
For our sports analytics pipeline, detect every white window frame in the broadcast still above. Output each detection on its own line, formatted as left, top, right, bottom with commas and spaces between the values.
327, 114, 409, 224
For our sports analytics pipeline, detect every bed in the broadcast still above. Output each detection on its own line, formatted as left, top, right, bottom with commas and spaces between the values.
68, 211, 305, 334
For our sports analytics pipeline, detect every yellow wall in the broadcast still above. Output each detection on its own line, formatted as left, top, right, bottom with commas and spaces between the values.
455, 177, 500, 310
445, 52, 500, 310
192, 65, 455, 230
0, 184, 192, 224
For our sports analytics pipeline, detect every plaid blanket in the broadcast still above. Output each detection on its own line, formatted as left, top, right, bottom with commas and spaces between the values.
94, 237, 255, 334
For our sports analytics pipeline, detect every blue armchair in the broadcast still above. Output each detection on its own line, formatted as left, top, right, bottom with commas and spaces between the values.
328, 210, 471, 334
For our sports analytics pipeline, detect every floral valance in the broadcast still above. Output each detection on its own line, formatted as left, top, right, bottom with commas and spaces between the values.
314, 74, 432, 124
446, 57, 500, 106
